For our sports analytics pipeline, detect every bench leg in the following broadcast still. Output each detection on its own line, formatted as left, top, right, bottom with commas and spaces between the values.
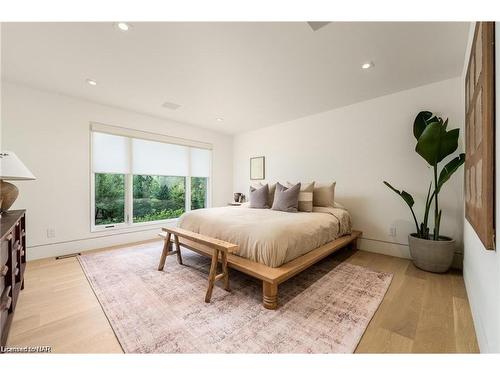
349, 238, 358, 251
263, 281, 278, 310
221, 250, 230, 291
205, 249, 219, 303
174, 234, 183, 265
158, 233, 171, 271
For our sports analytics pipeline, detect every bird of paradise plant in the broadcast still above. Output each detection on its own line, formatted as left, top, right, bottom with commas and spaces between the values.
384, 111, 465, 241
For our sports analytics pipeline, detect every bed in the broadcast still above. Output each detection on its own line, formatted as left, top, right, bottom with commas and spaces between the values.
178, 205, 352, 267
162, 205, 361, 309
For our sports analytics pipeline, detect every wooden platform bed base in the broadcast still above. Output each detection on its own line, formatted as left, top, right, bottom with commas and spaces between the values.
159, 227, 362, 310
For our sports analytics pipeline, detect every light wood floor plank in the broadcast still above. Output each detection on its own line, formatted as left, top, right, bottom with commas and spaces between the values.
378, 271, 426, 340
412, 272, 456, 353
453, 296, 480, 353
356, 327, 414, 353
6, 241, 479, 353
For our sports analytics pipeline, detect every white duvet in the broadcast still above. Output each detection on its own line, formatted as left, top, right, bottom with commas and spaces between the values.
177, 205, 352, 268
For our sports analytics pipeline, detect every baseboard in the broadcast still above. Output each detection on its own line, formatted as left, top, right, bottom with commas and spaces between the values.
358, 237, 411, 259
359, 237, 464, 269
28, 231, 464, 267
26, 228, 163, 261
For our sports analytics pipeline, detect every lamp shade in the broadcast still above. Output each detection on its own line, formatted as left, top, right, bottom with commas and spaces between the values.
0, 152, 36, 180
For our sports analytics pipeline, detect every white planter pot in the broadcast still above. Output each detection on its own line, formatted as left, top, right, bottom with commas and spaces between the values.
408, 234, 455, 273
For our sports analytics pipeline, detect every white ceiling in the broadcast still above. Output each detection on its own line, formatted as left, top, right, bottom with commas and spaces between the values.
1, 22, 470, 134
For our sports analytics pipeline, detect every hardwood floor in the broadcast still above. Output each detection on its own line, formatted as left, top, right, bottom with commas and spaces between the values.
6, 241, 479, 353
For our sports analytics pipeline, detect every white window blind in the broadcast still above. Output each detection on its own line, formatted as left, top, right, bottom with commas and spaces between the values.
132, 138, 189, 176
190, 148, 211, 177
91, 124, 213, 229
92, 132, 130, 174
92, 126, 212, 177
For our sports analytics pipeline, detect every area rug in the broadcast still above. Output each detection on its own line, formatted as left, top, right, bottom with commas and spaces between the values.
78, 242, 392, 353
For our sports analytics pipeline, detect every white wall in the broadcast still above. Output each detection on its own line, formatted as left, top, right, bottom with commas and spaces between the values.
1, 82, 233, 260
0, 23, 2, 147
234, 77, 464, 260
462, 23, 500, 353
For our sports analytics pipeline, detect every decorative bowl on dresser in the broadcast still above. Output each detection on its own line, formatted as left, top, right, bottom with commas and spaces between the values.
1, 210, 26, 346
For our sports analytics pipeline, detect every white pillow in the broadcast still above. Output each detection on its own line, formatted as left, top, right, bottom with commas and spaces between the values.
313, 182, 336, 207
286, 181, 315, 212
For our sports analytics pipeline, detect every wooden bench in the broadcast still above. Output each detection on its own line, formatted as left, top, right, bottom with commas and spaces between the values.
158, 227, 238, 303
158, 226, 362, 310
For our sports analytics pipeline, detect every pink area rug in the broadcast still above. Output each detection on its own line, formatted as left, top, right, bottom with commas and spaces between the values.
78, 242, 392, 353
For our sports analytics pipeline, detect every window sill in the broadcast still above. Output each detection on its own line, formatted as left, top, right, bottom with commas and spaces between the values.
91, 218, 179, 233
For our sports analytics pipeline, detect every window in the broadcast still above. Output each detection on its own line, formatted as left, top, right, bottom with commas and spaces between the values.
95, 173, 125, 225
190, 147, 210, 211
133, 175, 185, 222
191, 177, 208, 210
91, 127, 211, 230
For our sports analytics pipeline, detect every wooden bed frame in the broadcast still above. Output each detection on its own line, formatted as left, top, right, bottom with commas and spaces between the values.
159, 227, 362, 310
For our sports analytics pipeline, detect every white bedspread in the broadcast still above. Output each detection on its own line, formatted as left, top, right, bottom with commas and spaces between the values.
177, 206, 352, 268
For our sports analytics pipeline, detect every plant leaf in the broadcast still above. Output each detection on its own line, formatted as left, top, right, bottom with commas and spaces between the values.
425, 181, 432, 208
383, 181, 415, 207
415, 122, 460, 165
438, 128, 460, 162
434, 209, 442, 240
442, 118, 449, 130
437, 153, 466, 191
413, 111, 433, 140
423, 181, 433, 228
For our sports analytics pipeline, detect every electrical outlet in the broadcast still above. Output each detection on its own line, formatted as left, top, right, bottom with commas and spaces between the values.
47, 228, 56, 239
389, 226, 397, 237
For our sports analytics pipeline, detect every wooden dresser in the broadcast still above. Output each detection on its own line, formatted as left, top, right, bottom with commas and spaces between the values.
1, 210, 26, 346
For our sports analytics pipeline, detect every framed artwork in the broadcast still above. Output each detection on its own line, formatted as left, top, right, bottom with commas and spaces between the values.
250, 156, 265, 180
464, 22, 495, 250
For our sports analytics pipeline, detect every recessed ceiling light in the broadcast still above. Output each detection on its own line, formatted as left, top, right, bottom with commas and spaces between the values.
362, 62, 374, 70
86, 79, 97, 86
162, 101, 181, 110
216, 118, 224, 122
116, 22, 131, 31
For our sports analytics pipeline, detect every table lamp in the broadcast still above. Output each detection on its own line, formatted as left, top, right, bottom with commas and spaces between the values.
0, 151, 36, 214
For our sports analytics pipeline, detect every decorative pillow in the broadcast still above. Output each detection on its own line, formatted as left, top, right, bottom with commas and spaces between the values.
249, 184, 269, 208
268, 183, 276, 206
313, 182, 336, 207
251, 182, 276, 207
286, 181, 315, 212
271, 182, 301, 212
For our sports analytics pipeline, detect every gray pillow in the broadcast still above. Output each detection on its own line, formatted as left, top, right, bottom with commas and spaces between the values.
251, 182, 276, 207
249, 184, 270, 208
271, 182, 301, 212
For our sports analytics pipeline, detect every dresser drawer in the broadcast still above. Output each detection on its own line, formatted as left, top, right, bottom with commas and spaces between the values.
1, 237, 8, 297
1, 284, 11, 312
0, 265, 6, 295
0, 308, 8, 342
1, 235, 9, 268
0, 210, 25, 346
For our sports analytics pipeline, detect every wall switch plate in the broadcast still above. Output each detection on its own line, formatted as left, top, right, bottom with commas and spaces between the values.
47, 228, 56, 238
389, 226, 397, 237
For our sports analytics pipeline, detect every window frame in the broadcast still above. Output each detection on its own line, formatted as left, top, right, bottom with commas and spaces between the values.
89, 123, 212, 232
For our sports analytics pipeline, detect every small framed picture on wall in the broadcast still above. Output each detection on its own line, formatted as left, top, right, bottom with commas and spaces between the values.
250, 156, 265, 180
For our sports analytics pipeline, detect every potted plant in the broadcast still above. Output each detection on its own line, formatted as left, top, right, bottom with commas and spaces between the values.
384, 111, 465, 273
